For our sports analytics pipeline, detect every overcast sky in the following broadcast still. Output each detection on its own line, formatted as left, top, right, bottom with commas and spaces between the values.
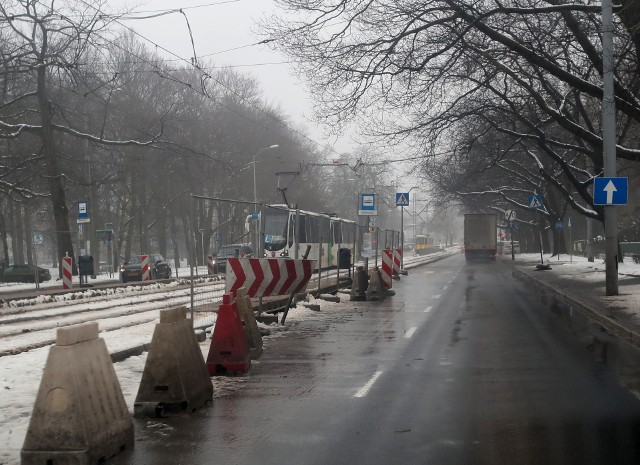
110, 0, 356, 154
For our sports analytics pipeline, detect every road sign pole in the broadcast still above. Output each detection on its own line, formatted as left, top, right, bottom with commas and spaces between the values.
603, 0, 618, 295
539, 230, 544, 265
400, 207, 404, 269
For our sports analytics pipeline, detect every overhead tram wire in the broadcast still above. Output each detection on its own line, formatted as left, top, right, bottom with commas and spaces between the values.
70, 1, 430, 169
75, 0, 354, 159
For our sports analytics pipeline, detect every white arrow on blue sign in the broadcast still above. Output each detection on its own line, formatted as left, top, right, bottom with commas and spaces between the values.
593, 177, 628, 205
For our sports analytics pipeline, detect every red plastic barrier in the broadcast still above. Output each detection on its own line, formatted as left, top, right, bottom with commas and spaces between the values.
206, 293, 250, 375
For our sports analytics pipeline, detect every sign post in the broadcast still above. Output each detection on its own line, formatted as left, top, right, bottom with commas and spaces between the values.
528, 194, 544, 264
554, 219, 563, 261
396, 193, 409, 270
568, 217, 573, 263
359, 193, 377, 277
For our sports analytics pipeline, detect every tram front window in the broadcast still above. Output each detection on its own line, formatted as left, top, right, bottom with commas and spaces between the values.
264, 208, 289, 251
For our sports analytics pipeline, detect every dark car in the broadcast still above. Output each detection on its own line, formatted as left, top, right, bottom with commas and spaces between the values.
120, 254, 172, 283
2, 264, 51, 283
212, 244, 254, 274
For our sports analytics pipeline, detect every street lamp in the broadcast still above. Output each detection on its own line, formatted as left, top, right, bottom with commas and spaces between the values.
252, 144, 279, 253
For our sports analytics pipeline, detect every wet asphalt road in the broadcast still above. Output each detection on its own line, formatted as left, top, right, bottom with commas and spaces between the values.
113, 254, 640, 465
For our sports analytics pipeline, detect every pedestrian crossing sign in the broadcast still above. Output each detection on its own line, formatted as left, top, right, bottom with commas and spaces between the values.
396, 193, 410, 206
528, 195, 543, 209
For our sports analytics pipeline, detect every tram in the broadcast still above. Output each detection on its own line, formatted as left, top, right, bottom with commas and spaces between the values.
262, 205, 357, 269
415, 234, 435, 255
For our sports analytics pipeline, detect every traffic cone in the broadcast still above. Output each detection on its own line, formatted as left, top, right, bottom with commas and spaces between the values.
206, 293, 251, 375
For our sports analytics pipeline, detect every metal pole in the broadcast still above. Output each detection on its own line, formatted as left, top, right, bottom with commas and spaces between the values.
375, 227, 379, 268
602, 0, 618, 295
190, 196, 196, 325
294, 207, 300, 259
539, 229, 544, 265
253, 154, 258, 253
400, 207, 404, 269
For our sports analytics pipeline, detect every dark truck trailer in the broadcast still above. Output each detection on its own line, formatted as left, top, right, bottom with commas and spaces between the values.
464, 214, 498, 261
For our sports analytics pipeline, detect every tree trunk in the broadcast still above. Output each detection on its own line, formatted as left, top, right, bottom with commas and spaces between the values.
37, 63, 76, 274
24, 207, 33, 265
15, 205, 25, 264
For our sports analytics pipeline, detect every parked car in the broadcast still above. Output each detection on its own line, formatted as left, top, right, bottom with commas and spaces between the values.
120, 254, 171, 283
2, 264, 51, 283
212, 244, 254, 274
504, 241, 521, 255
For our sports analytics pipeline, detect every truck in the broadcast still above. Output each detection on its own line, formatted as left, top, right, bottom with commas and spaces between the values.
463, 214, 498, 261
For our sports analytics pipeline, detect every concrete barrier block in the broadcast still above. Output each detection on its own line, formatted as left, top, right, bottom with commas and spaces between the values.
56, 322, 99, 346
159, 306, 187, 324
366, 267, 386, 301
134, 307, 213, 417
236, 287, 263, 359
21, 323, 133, 464
350, 266, 367, 301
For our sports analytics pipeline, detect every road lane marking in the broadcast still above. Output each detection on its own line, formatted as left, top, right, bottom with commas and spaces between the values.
433, 294, 441, 299
355, 371, 383, 398
442, 286, 448, 290
404, 327, 418, 339
425, 306, 433, 313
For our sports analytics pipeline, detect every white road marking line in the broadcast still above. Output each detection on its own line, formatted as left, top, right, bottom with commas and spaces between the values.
405, 327, 418, 339
425, 306, 433, 313
448, 280, 453, 284
442, 286, 448, 290
355, 370, 383, 398
433, 294, 441, 299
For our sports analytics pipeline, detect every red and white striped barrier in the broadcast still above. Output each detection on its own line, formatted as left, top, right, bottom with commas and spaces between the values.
225, 258, 316, 298
62, 255, 72, 289
380, 249, 393, 289
393, 248, 402, 273
141, 254, 150, 281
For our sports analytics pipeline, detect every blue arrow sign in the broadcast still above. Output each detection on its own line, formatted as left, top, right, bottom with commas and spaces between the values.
395, 192, 410, 206
593, 177, 628, 205
555, 219, 563, 230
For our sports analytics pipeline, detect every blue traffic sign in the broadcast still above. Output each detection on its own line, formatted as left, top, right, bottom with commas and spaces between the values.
554, 219, 563, 230
593, 177, 628, 205
528, 195, 543, 209
77, 200, 90, 223
358, 193, 377, 216
395, 192, 410, 206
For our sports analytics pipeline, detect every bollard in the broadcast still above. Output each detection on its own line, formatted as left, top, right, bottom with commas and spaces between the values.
350, 266, 368, 301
